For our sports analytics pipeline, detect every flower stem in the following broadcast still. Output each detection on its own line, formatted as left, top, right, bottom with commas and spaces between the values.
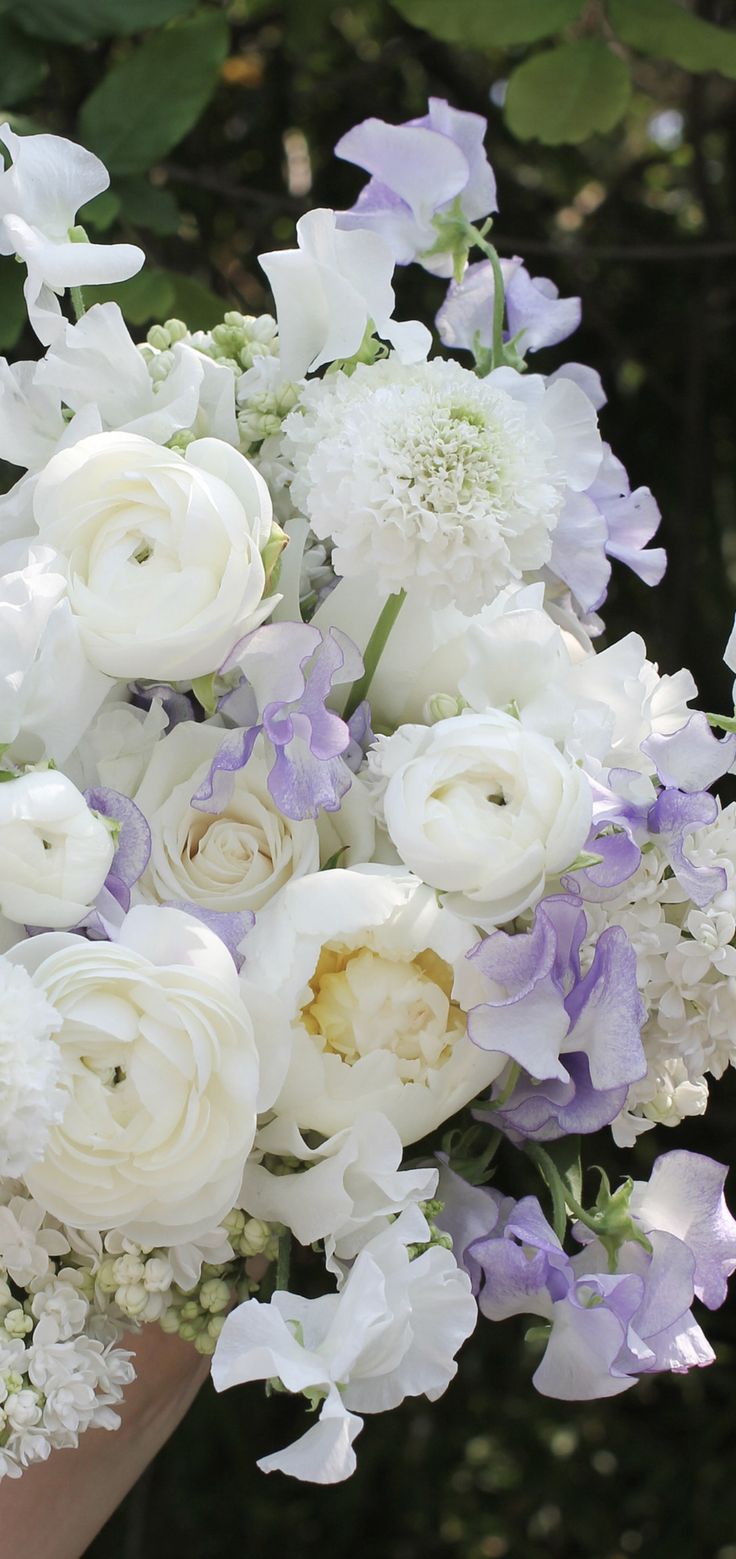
470, 229, 507, 371
275, 1229, 291, 1292
343, 589, 406, 721
70, 285, 86, 321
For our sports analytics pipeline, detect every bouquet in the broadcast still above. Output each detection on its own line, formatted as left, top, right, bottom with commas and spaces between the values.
1, 100, 736, 1489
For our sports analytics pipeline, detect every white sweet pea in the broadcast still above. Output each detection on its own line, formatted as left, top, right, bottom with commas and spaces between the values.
0, 769, 114, 930
241, 1111, 438, 1268
239, 867, 504, 1144
0, 124, 143, 345
259, 207, 430, 381
212, 1219, 476, 1484
133, 721, 319, 914
6, 906, 263, 1244
368, 711, 593, 928
31, 431, 274, 680
65, 698, 169, 797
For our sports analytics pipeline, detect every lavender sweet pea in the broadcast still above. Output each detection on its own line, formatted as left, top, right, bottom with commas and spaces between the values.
567, 770, 727, 909
467, 895, 647, 1093
191, 622, 363, 821
335, 98, 497, 276
83, 787, 151, 914
437, 257, 581, 359
549, 445, 666, 613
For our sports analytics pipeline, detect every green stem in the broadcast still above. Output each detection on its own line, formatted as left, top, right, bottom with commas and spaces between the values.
275, 1229, 291, 1292
343, 590, 406, 721
525, 1142, 604, 1245
470, 229, 507, 371
70, 285, 86, 321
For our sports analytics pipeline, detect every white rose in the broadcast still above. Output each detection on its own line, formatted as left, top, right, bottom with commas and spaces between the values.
0, 770, 114, 929
369, 711, 593, 928
6, 906, 261, 1243
133, 722, 320, 914
239, 867, 505, 1145
32, 432, 274, 680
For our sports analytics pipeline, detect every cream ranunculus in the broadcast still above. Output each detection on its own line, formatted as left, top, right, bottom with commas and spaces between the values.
6, 906, 261, 1243
239, 867, 505, 1145
32, 432, 275, 681
368, 711, 593, 928
0, 769, 114, 929
132, 722, 320, 914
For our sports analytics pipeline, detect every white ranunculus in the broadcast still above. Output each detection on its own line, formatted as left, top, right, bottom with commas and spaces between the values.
6, 906, 262, 1243
368, 711, 593, 928
0, 770, 114, 930
239, 867, 505, 1145
133, 722, 319, 914
31, 431, 275, 681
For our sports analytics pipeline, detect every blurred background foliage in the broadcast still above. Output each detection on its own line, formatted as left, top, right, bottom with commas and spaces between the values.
2, 0, 736, 1553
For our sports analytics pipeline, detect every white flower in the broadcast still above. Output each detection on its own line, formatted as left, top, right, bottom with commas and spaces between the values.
242, 1111, 438, 1268
259, 208, 430, 381
0, 1195, 69, 1287
0, 956, 64, 1176
65, 697, 169, 797
368, 712, 592, 928
133, 722, 319, 914
281, 356, 602, 613
0, 542, 110, 764
0, 769, 114, 929
212, 1220, 476, 1483
31, 431, 274, 681
239, 867, 504, 1144
0, 124, 143, 345
6, 906, 262, 1244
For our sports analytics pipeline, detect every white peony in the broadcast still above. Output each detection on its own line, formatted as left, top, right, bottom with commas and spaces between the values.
281, 356, 603, 613
0, 956, 64, 1176
133, 721, 319, 914
239, 867, 504, 1144
31, 431, 274, 681
367, 711, 593, 928
0, 769, 114, 929
6, 906, 262, 1244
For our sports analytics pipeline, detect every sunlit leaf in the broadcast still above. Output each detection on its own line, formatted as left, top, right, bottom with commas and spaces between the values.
505, 41, 631, 145
610, 0, 736, 80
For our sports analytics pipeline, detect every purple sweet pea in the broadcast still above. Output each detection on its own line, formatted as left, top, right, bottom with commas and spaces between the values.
641, 710, 736, 792
565, 770, 726, 909
629, 1151, 736, 1310
648, 787, 726, 907
84, 787, 151, 913
166, 900, 254, 972
335, 98, 497, 276
470, 1195, 715, 1400
191, 622, 363, 822
437, 257, 581, 358
467, 895, 646, 1093
549, 444, 666, 612
476, 1053, 628, 1143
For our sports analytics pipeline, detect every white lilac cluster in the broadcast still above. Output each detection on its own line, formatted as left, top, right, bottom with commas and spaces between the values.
0, 107, 735, 1488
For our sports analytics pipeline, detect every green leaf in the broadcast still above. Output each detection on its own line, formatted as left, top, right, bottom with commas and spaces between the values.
83, 268, 176, 327
0, 20, 45, 105
12, 0, 196, 45
78, 11, 229, 176
114, 178, 181, 236
161, 271, 225, 331
78, 189, 122, 233
609, 0, 736, 80
390, 0, 584, 47
505, 41, 631, 145
0, 258, 27, 351
540, 1136, 583, 1205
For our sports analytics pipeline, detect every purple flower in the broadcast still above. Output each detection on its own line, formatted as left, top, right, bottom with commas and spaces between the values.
437, 257, 581, 358
129, 681, 198, 728
549, 444, 666, 611
476, 1053, 628, 1143
467, 895, 646, 1093
566, 770, 726, 909
470, 1195, 715, 1400
641, 710, 736, 792
629, 1151, 736, 1310
165, 901, 254, 972
335, 98, 497, 276
648, 787, 726, 907
191, 622, 363, 822
84, 787, 151, 913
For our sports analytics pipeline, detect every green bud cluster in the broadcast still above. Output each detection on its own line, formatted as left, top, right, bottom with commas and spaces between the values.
209, 311, 279, 372
237, 378, 299, 447
407, 1199, 453, 1260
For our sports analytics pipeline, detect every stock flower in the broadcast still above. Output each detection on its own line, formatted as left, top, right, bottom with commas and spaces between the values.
368, 711, 592, 928
259, 207, 430, 381
31, 431, 274, 681
6, 906, 262, 1244
280, 356, 603, 613
335, 98, 497, 274
133, 720, 319, 915
239, 867, 505, 1144
0, 124, 143, 345
0, 769, 114, 930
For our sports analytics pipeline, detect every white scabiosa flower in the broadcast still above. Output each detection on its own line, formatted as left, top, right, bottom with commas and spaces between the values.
0, 957, 64, 1177
280, 357, 603, 613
